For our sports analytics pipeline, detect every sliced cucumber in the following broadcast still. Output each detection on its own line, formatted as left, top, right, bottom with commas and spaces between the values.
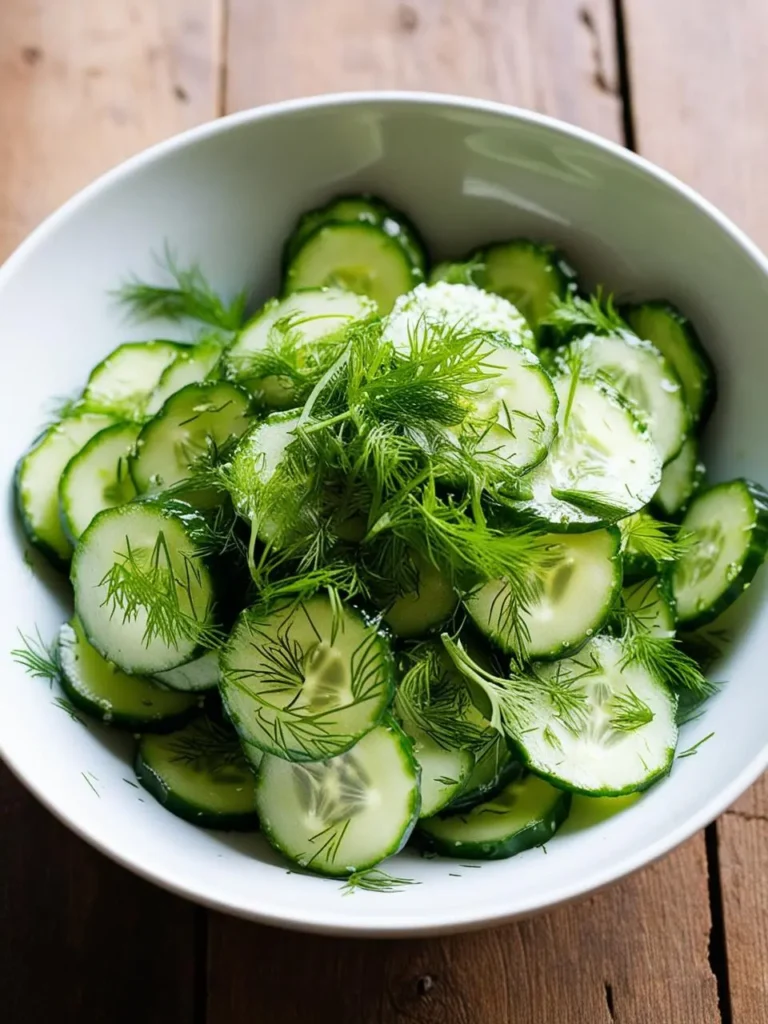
383, 554, 458, 638
622, 576, 676, 638
145, 336, 223, 416
463, 344, 558, 473
59, 421, 141, 542
153, 650, 220, 693
673, 480, 768, 628
513, 636, 678, 795
226, 288, 374, 407
284, 194, 426, 273
383, 281, 535, 352
59, 618, 199, 729
284, 223, 422, 314
256, 718, 420, 876
564, 331, 689, 464
71, 500, 216, 674
220, 595, 396, 762
401, 718, 474, 818
480, 240, 578, 334
653, 436, 706, 518
447, 732, 520, 812
429, 260, 483, 287
623, 301, 716, 425
228, 410, 301, 541
131, 380, 251, 498
517, 375, 662, 531
466, 528, 621, 660
82, 340, 184, 419
16, 412, 114, 566
416, 773, 571, 860
135, 714, 258, 829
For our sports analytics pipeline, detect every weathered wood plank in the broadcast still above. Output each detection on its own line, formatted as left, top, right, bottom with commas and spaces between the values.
0, 2, 216, 1021
210, 4, 721, 1021
225, 0, 623, 140
624, 1, 768, 1018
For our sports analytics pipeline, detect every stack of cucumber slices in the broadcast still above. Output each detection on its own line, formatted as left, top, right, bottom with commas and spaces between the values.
14, 193, 768, 881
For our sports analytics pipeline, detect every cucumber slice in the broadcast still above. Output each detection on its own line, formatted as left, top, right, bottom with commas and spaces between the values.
131, 380, 251, 498
153, 650, 220, 692
673, 479, 768, 628
228, 410, 301, 541
16, 412, 114, 566
416, 773, 571, 860
447, 733, 521, 812
226, 288, 375, 407
480, 240, 578, 333
82, 341, 184, 419
383, 554, 458, 638
284, 194, 427, 273
220, 595, 396, 762
652, 436, 706, 518
145, 336, 223, 416
564, 331, 689, 464
517, 376, 662, 531
513, 636, 678, 795
466, 528, 622, 660
59, 618, 199, 730
622, 576, 676, 638
464, 344, 558, 473
255, 718, 420, 876
284, 223, 422, 314
71, 500, 216, 674
623, 301, 716, 425
59, 421, 141, 542
429, 260, 483, 287
401, 718, 474, 818
383, 281, 535, 352
135, 714, 259, 829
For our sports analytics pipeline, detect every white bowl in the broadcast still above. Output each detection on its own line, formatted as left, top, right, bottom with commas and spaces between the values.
2, 92, 768, 937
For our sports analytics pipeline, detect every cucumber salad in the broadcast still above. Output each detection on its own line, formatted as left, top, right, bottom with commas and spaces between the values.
13, 192, 768, 881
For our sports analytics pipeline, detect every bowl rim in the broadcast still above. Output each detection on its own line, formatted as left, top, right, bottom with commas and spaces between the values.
3, 89, 768, 937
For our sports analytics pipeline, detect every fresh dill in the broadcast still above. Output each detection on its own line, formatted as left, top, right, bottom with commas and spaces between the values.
620, 511, 684, 566
340, 869, 420, 895
541, 289, 628, 339
51, 696, 86, 725
620, 630, 715, 700
166, 717, 249, 775
677, 731, 715, 759
11, 628, 61, 686
98, 530, 222, 651
608, 686, 655, 733
81, 772, 100, 797
117, 246, 247, 331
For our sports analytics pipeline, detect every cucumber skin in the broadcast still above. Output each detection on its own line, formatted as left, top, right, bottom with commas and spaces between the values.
134, 739, 260, 830
517, 739, 676, 798
414, 785, 571, 860
674, 479, 768, 630
255, 717, 422, 877
446, 748, 523, 813
283, 193, 428, 272
60, 670, 199, 732
622, 300, 717, 427
14, 447, 70, 572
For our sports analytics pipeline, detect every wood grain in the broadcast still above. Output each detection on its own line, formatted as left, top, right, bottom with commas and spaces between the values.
209, 4, 721, 1022
0, 0, 216, 257
225, 0, 623, 140
0, 3, 215, 1021
208, 837, 718, 1024
624, 1, 768, 1018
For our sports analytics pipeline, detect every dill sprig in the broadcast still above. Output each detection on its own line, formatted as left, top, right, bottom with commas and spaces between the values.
395, 644, 489, 751
541, 288, 628, 339
117, 246, 247, 331
620, 630, 715, 700
340, 869, 420, 895
98, 530, 223, 651
677, 731, 715, 759
11, 628, 62, 686
620, 511, 684, 565
166, 717, 249, 775
608, 686, 655, 732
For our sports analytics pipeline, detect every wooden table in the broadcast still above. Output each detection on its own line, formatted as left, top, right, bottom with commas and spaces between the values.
2, 2, 767, 1021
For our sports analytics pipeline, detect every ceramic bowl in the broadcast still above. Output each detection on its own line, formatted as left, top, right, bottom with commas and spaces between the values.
2, 93, 768, 936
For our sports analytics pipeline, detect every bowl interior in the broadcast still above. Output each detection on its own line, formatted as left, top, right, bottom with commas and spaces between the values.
2, 94, 768, 935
